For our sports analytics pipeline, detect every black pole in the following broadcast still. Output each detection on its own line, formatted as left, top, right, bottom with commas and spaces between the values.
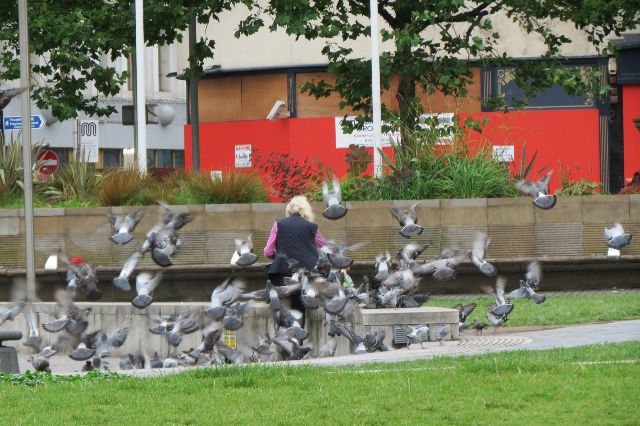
189, 15, 200, 173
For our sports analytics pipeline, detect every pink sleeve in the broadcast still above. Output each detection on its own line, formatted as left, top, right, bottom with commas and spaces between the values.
263, 222, 278, 258
315, 229, 326, 248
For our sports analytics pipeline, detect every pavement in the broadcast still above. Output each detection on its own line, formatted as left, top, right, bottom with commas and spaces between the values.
15, 319, 640, 377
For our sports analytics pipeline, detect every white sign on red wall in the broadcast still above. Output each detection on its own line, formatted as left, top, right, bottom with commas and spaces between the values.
334, 117, 399, 149
235, 144, 252, 168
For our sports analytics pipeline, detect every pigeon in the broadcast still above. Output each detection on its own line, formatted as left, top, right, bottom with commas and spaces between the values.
486, 277, 514, 328
390, 204, 423, 238
222, 301, 254, 330
508, 262, 546, 304
472, 318, 488, 334
231, 235, 258, 267
69, 342, 96, 361
113, 251, 142, 291
150, 352, 163, 369
379, 287, 403, 308
318, 337, 338, 358
322, 241, 367, 269
435, 322, 450, 345
363, 330, 388, 352
28, 345, 57, 372
82, 360, 94, 372
207, 278, 245, 320
453, 302, 477, 331
516, 170, 557, 210
158, 200, 194, 231
468, 232, 496, 277
271, 336, 313, 361
322, 177, 348, 220
0, 278, 27, 327
164, 314, 201, 347
131, 271, 163, 309
374, 253, 392, 281
405, 325, 429, 348
59, 255, 102, 301
397, 242, 429, 268
382, 269, 420, 294
23, 303, 42, 352
604, 223, 632, 257
108, 210, 144, 245
119, 353, 135, 370
96, 321, 130, 358
251, 335, 275, 361
333, 322, 367, 354
411, 254, 460, 281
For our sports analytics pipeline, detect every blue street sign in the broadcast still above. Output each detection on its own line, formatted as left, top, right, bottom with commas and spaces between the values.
2, 115, 46, 130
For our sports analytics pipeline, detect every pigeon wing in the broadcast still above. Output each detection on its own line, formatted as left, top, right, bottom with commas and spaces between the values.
604, 223, 625, 240
125, 210, 145, 232
515, 180, 539, 197
389, 207, 406, 225
536, 170, 553, 194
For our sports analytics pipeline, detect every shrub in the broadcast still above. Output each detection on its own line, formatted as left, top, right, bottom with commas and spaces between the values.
38, 158, 102, 204
556, 164, 600, 196
0, 135, 45, 198
183, 171, 268, 204
98, 167, 149, 206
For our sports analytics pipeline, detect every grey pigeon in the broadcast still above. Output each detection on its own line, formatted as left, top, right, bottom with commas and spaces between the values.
131, 271, 163, 309
397, 242, 429, 268
472, 318, 488, 334
207, 278, 245, 320
0, 278, 26, 326
165, 314, 202, 347
390, 204, 423, 238
113, 251, 142, 291
108, 210, 144, 245
322, 241, 367, 269
322, 177, 348, 220
374, 253, 392, 281
435, 322, 450, 345
318, 337, 338, 358
333, 322, 367, 354
453, 302, 477, 331
158, 200, 194, 231
150, 352, 163, 369
468, 232, 496, 277
29, 345, 57, 372
23, 303, 42, 351
508, 263, 546, 304
516, 170, 557, 210
604, 223, 632, 256
411, 254, 460, 281
232, 235, 258, 267
119, 353, 135, 370
486, 277, 514, 328
382, 269, 419, 294
363, 330, 388, 352
59, 255, 102, 301
223, 301, 254, 330
82, 360, 94, 372
405, 325, 429, 348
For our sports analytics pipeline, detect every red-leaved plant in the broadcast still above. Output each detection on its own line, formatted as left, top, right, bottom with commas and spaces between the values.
253, 150, 333, 201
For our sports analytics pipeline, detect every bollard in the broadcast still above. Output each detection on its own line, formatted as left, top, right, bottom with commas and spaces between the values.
0, 330, 23, 374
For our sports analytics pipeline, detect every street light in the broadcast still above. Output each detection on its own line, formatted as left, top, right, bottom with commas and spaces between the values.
18, 0, 36, 301
369, 0, 382, 178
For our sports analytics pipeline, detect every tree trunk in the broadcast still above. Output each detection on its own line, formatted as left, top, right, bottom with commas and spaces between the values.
396, 74, 418, 157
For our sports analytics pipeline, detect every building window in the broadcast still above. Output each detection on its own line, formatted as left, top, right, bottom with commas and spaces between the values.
101, 149, 122, 169
158, 44, 172, 93
146, 149, 184, 169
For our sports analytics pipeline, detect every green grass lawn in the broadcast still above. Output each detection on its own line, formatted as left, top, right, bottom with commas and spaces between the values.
431, 292, 640, 328
1, 342, 638, 425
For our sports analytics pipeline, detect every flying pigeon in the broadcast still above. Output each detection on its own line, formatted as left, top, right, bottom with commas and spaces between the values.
231, 235, 258, 267
222, 301, 254, 330
207, 278, 245, 320
508, 262, 546, 304
604, 222, 632, 257
486, 277, 514, 328
0, 279, 25, 326
390, 204, 423, 238
516, 170, 557, 210
158, 200, 194, 231
113, 251, 142, 291
374, 253, 392, 281
59, 255, 102, 301
131, 271, 163, 309
363, 330, 388, 352
322, 177, 348, 220
119, 353, 135, 370
28, 345, 57, 372
404, 325, 429, 349
453, 302, 477, 331
468, 232, 496, 277
333, 322, 367, 354
322, 241, 367, 269
108, 210, 144, 245
397, 242, 429, 268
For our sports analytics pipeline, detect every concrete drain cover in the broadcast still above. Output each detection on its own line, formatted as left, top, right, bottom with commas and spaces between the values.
457, 335, 532, 349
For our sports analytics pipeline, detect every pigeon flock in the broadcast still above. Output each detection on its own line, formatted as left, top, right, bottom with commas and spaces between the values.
0, 171, 635, 373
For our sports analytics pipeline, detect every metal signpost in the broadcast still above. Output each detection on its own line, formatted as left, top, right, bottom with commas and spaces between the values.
18, 0, 36, 301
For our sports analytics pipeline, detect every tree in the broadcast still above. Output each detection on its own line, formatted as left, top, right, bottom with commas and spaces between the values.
240, 0, 639, 140
0, 0, 252, 121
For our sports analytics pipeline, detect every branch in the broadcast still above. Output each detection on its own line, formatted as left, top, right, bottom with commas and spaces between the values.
378, 1, 400, 28
447, 1, 495, 23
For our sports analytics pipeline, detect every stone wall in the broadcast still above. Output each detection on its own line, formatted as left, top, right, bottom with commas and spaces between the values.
0, 195, 638, 271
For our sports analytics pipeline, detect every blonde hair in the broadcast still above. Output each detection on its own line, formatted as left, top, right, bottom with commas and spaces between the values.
286, 195, 315, 222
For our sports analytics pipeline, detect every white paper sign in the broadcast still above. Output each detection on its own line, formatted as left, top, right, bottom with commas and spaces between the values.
335, 117, 400, 149
235, 144, 252, 168
78, 119, 99, 163
493, 145, 515, 162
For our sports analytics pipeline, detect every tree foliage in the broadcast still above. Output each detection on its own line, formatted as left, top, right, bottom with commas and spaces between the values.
0, 0, 252, 120
239, 0, 639, 134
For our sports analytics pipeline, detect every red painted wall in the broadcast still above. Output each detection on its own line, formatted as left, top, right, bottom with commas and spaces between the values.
185, 109, 601, 194
623, 85, 640, 183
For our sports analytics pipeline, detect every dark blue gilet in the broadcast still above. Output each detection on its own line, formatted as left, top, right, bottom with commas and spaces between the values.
273, 214, 319, 271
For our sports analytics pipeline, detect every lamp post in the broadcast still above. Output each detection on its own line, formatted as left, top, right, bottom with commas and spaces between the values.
134, 0, 147, 173
369, 0, 382, 178
189, 15, 200, 173
18, 0, 36, 301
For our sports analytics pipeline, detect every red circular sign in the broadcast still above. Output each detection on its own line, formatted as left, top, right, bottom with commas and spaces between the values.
35, 149, 59, 177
